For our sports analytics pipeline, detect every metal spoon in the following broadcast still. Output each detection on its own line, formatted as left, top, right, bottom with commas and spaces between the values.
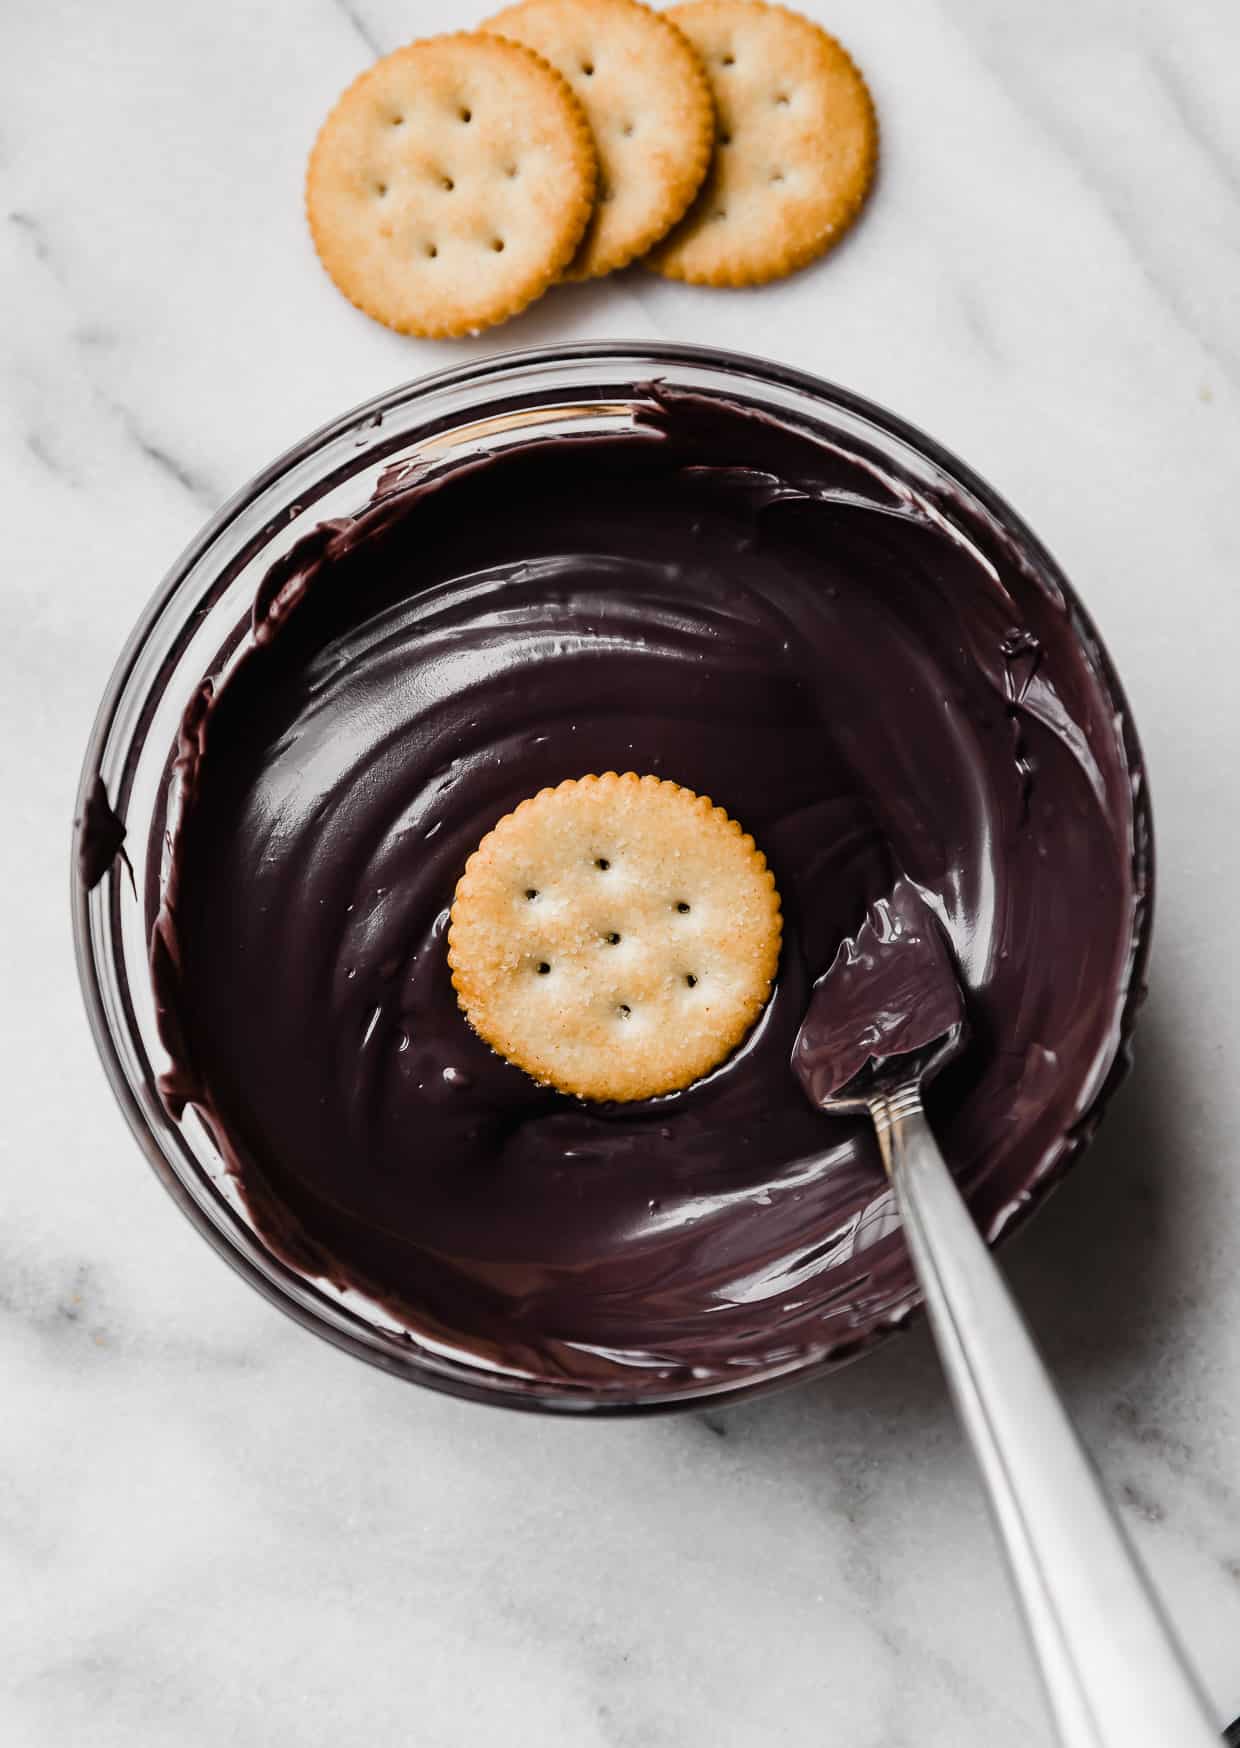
793, 880, 1220, 1748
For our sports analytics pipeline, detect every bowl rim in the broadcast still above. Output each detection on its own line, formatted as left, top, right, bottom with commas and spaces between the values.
71, 340, 1155, 1414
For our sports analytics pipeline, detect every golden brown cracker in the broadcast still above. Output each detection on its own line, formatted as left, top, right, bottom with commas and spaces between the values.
645, 0, 877, 286
484, 0, 715, 279
306, 32, 598, 336
448, 773, 782, 1101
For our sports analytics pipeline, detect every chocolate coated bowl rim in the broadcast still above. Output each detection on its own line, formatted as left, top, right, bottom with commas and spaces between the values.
70, 342, 1154, 1415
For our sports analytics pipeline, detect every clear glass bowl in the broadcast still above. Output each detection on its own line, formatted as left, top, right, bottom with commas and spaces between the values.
71, 343, 1152, 1413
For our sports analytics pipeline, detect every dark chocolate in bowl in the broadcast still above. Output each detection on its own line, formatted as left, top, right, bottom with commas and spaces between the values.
73, 346, 1151, 1411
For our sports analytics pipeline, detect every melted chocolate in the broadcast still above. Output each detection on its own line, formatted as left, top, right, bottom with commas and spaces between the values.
78, 774, 129, 891
793, 877, 966, 1106
152, 390, 1146, 1398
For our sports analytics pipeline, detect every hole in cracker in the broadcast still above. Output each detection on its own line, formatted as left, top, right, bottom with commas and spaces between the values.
617, 1003, 632, 1018
426, 243, 439, 258
391, 113, 406, 126
460, 106, 472, 123
685, 974, 698, 988
506, 163, 519, 177
719, 132, 732, 146
442, 176, 455, 191
676, 901, 691, 914
375, 181, 389, 196
621, 121, 634, 137
770, 169, 786, 183
604, 931, 621, 946
721, 53, 736, 67
595, 857, 611, 871
775, 92, 791, 106
536, 961, 551, 975
491, 238, 505, 252
524, 888, 539, 901
581, 61, 595, 76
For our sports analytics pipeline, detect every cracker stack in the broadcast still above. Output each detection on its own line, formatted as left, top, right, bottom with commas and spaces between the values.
307, 0, 878, 335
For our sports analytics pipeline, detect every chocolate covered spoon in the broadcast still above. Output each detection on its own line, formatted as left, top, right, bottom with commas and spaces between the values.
793, 879, 1219, 1747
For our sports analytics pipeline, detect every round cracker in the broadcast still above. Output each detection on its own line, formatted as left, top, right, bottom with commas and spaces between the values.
645, 0, 877, 287
484, 0, 715, 280
448, 773, 782, 1102
306, 32, 598, 336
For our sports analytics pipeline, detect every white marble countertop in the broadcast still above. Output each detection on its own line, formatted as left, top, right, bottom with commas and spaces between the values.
4, 0, 1240, 1742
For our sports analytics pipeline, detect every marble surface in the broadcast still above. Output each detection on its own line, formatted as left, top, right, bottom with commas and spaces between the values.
4, 0, 1240, 1741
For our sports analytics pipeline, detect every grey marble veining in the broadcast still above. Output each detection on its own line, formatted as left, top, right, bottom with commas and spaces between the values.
3, 1, 1240, 1742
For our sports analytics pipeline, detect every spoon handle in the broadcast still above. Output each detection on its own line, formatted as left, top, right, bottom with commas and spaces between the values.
873, 1086, 1219, 1748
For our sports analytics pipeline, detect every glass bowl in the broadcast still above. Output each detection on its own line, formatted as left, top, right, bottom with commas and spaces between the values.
71, 343, 1152, 1413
